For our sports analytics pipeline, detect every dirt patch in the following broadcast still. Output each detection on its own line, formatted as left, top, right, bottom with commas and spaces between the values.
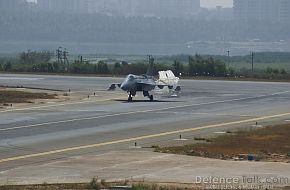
155, 124, 290, 162
0, 182, 289, 190
0, 181, 196, 190
0, 90, 55, 104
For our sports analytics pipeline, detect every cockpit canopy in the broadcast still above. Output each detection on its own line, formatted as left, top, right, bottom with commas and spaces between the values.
128, 74, 135, 80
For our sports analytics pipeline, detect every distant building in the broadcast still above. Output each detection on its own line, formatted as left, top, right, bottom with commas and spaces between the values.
233, 0, 290, 22
130, 0, 200, 18
37, 0, 88, 13
279, 0, 290, 22
37, 0, 200, 18
197, 7, 233, 21
0, 0, 26, 10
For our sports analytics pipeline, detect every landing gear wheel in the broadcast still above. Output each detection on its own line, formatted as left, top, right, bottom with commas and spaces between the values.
128, 92, 133, 102
149, 95, 154, 102
128, 96, 133, 102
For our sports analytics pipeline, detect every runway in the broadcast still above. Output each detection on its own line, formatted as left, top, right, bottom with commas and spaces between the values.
1, 73, 290, 176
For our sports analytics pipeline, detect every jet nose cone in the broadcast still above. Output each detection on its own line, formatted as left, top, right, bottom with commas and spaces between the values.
120, 83, 128, 91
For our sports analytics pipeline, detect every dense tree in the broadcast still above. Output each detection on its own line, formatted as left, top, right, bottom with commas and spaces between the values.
3, 61, 12, 71
280, 69, 287, 75
0, 52, 289, 80
188, 55, 226, 77
20, 50, 52, 65
172, 60, 183, 76
97, 61, 109, 74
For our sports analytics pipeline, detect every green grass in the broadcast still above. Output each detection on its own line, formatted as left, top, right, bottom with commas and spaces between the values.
229, 62, 290, 71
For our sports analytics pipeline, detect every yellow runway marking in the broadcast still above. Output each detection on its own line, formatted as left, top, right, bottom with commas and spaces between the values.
1, 111, 290, 164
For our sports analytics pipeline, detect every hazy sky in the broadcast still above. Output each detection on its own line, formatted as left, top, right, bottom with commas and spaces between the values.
28, 0, 234, 8
201, 0, 233, 8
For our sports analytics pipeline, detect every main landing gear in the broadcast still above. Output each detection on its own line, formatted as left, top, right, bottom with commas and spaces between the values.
127, 91, 154, 102
143, 91, 154, 102
149, 95, 154, 102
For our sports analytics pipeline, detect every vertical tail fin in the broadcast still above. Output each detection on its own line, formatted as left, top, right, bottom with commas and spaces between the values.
146, 55, 154, 76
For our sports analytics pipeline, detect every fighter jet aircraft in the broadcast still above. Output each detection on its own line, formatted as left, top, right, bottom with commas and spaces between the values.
108, 56, 180, 102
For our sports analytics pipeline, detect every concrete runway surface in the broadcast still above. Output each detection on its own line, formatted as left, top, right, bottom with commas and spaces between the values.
0, 74, 290, 184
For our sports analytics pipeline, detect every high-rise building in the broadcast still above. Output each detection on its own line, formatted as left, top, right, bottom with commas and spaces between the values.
87, 0, 201, 17
37, 0, 200, 18
37, 0, 87, 13
130, 0, 200, 18
234, 0, 290, 22
0, 0, 26, 10
279, 0, 290, 22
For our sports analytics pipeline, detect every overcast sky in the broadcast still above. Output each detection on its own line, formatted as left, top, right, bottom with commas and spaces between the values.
28, 0, 234, 8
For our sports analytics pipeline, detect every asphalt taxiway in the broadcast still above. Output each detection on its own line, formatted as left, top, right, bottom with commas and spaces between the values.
0, 74, 290, 183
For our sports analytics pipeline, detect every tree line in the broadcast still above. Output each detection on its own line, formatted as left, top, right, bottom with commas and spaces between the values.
0, 51, 289, 80
162, 52, 290, 64
0, 51, 226, 76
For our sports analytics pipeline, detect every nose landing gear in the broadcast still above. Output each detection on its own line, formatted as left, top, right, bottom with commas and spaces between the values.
128, 92, 133, 102
128, 95, 133, 102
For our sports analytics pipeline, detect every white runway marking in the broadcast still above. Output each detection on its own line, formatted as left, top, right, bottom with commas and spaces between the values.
0, 97, 120, 114
0, 77, 43, 81
1, 91, 289, 132
213, 131, 227, 134
251, 125, 263, 128
174, 138, 188, 141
